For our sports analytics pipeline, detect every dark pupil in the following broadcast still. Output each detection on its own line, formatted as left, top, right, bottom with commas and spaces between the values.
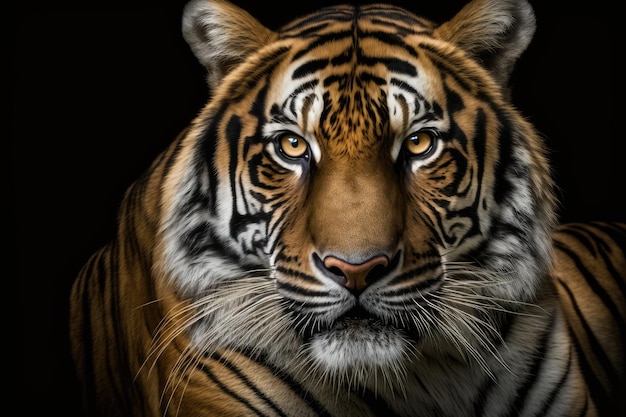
288, 137, 299, 148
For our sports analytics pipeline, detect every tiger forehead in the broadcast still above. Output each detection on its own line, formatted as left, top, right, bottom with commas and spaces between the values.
267, 4, 440, 155
279, 3, 435, 38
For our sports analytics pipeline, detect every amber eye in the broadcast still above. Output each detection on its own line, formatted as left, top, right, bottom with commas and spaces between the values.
278, 133, 309, 159
403, 130, 436, 157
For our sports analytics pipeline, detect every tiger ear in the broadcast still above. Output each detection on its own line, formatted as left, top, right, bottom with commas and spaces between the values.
434, 0, 536, 87
182, 0, 276, 90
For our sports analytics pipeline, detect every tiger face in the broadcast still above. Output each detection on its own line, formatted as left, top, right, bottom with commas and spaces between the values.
159, 0, 556, 388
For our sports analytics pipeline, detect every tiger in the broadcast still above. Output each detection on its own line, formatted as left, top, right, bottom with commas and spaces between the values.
68, 0, 626, 416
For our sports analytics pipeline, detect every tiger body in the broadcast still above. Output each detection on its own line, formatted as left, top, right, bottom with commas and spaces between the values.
69, 0, 626, 416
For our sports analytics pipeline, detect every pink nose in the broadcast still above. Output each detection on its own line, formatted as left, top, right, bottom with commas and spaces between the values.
323, 255, 389, 290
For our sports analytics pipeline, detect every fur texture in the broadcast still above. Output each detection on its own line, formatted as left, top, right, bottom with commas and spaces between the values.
70, 1, 626, 416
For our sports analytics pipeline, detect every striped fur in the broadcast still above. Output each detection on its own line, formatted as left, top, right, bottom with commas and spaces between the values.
69, 0, 626, 416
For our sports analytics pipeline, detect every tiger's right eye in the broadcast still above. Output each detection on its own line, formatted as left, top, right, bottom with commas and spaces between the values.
278, 133, 309, 159
403, 130, 437, 157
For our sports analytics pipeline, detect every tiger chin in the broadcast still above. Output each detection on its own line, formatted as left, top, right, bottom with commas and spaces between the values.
69, 0, 626, 416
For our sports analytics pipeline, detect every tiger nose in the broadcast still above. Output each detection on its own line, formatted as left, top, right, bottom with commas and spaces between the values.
323, 255, 389, 291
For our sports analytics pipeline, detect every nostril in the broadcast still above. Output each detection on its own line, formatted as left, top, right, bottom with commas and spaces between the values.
366, 263, 387, 284
312, 254, 349, 286
328, 266, 345, 277
313, 251, 402, 292
320, 254, 389, 291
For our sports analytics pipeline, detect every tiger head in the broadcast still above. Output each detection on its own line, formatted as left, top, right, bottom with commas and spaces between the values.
156, 0, 556, 388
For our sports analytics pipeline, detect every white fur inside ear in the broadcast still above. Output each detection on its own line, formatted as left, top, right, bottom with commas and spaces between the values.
434, 0, 536, 85
182, 0, 275, 89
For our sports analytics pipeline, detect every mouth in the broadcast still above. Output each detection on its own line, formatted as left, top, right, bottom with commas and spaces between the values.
339, 304, 377, 321
299, 302, 415, 344
304, 311, 416, 377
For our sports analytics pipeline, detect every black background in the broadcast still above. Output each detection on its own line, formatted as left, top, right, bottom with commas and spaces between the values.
12, 0, 623, 415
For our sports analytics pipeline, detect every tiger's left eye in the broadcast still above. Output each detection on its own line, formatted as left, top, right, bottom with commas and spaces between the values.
403, 130, 437, 157
278, 133, 309, 159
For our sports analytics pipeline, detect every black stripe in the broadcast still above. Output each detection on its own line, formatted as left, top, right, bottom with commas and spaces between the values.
471, 312, 521, 414
292, 58, 330, 79
358, 29, 420, 58
275, 265, 319, 284
238, 350, 335, 417
228, 46, 289, 102
558, 226, 597, 255
283, 22, 333, 38
211, 352, 291, 417
180, 223, 218, 257
292, 30, 353, 61
199, 360, 268, 416
505, 313, 556, 417
386, 261, 441, 287
570, 223, 626, 301
364, 10, 431, 31
594, 222, 626, 255
198, 113, 221, 214
554, 239, 625, 352
472, 374, 496, 415
557, 277, 612, 409
535, 346, 573, 416
276, 279, 328, 298
281, 9, 353, 37
420, 44, 473, 93
358, 56, 417, 76
289, 79, 319, 98
491, 108, 515, 205
390, 77, 418, 95
226, 114, 244, 241
471, 105, 487, 201
266, 210, 289, 253
382, 275, 442, 302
